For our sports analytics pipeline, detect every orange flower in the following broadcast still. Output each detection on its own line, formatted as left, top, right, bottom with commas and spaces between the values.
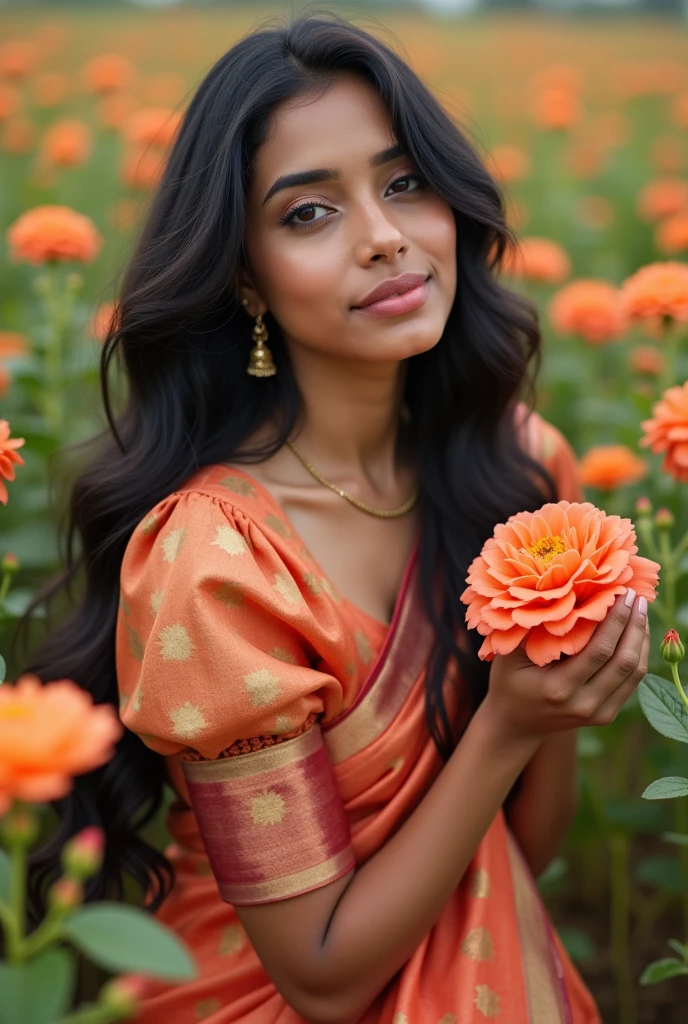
549, 280, 626, 344
499, 237, 572, 284
621, 262, 688, 325
7, 205, 102, 265
81, 54, 135, 95
461, 501, 659, 667
485, 144, 531, 185
41, 119, 91, 167
124, 107, 182, 149
578, 445, 648, 491
89, 301, 120, 342
0, 332, 29, 357
32, 71, 69, 108
655, 212, 688, 255
0, 419, 25, 505
531, 88, 582, 131
121, 147, 166, 190
1, 116, 36, 155
629, 345, 666, 377
0, 82, 20, 121
637, 178, 688, 222
640, 381, 688, 483
0, 40, 38, 81
0, 675, 122, 814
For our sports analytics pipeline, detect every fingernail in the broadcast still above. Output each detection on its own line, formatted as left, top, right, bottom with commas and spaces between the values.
624, 588, 636, 608
638, 595, 648, 620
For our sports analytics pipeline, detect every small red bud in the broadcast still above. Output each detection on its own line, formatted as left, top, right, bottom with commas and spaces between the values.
661, 629, 685, 664
654, 507, 675, 529
0, 804, 40, 846
1, 552, 19, 575
61, 825, 105, 880
99, 974, 150, 1017
635, 496, 652, 516
48, 876, 83, 912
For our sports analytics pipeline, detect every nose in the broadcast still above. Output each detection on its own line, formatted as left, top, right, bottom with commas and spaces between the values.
354, 198, 409, 266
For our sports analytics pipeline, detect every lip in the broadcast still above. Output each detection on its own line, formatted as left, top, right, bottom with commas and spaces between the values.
354, 272, 430, 310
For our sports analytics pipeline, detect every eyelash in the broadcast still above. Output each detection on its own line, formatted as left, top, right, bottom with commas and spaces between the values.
279, 173, 426, 229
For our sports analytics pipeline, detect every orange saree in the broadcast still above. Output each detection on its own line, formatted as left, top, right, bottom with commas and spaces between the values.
115, 409, 601, 1023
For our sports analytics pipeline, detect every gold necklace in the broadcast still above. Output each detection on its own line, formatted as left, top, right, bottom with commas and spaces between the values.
286, 439, 419, 518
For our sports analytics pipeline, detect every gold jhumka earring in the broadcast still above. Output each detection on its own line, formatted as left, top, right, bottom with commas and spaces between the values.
242, 299, 276, 377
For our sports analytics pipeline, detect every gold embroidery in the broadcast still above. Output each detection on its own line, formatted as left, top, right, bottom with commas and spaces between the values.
150, 589, 164, 614
158, 623, 194, 661
212, 524, 248, 555
300, 545, 314, 562
220, 475, 256, 498
475, 985, 500, 1017
169, 701, 208, 739
140, 513, 158, 534
273, 571, 301, 603
274, 714, 294, 733
162, 525, 186, 562
194, 998, 222, 1020
438, 1015, 457, 1024
244, 668, 282, 707
264, 513, 291, 538
219, 924, 244, 956
119, 592, 131, 616
269, 646, 298, 664
126, 624, 145, 661
461, 927, 494, 961
388, 756, 404, 773
215, 581, 243, 607
119, 693, 129, 712
303, 572, 323, 595
355, 629, 373, 663
469, 868, 491, 898
250, 788, 287, 826
132, 687, 143, 714
345, 661, 357, 677
320, 577, 340, 601
392, 1015, 409, 1024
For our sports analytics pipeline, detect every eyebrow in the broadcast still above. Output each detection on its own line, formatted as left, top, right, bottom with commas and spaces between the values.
261, 143, 406, 206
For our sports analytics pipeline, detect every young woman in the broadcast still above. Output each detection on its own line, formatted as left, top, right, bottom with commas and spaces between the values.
28, 14, 650, 1024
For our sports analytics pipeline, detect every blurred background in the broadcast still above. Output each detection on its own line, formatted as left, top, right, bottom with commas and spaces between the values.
1, 1, 688, 1021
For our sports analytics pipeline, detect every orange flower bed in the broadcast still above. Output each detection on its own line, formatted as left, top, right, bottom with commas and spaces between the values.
121, 146, 165, 190
7, 205, 102, 264
32, 71, 69, 109
499, 236, 572, 284
0, 82, 20, 121
0, 675, 122, 814
485, 144, 531, 185
637, 178, 688, 222
461, 501, 659, 666
578, 445, 648, 490
89, 300, 120, 342
1, 116, 36, 155
531, 88, 582, 130
629, 345, 665, 377
0, 364, 10, 398
0, 39, 38, 81
0, 331, 29, 357
621, 261, 688, 325
41, 118, 91, 167
549, 279, 626, 344
124, 106, 182, 148
0, 418, 25, 505
655, 212, 688, 255
81, 53, 135, 94
640, 381, 688, 483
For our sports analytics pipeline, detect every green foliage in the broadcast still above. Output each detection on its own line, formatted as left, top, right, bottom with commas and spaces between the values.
638, 675, 688, 745
0, 948, 75, 1024
642, 777, 688, 800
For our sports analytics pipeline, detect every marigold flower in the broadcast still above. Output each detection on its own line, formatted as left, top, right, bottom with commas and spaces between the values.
549, 279, 626, 344
640, 381, 688, 482
0, 40, 38, 81
531, 88, 582, 131
629, 345, 665, 377
637, 178, 688, 223
485, 144, 531, 185
578, 445, 648, 491
7, 205, 102, 265
81, 54, 135, 95
620, 262, 688, 325
97, 94, 138, 131
461, 500, 660, 667
0, 675, 122, 815
121, 147, 165, 190
655, 212, 688, 255
499, 237, 572, 284
0, 419, 25, 505
41, 119, 91, 168
0, 82, 20, 121
143, 71, 186, 105
124, 106, 182, 149
32, 71, 69, 108
89, 301, 120, 343
0, 332, 29, 357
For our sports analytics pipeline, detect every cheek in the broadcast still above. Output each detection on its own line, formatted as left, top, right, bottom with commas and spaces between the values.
255, 234, 345, 324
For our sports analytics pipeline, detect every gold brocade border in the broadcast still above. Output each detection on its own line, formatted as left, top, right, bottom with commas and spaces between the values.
220, 846, 355, 905
182, 724, 321, 781
323, 558, 435, 765
507, 831, 569, 1023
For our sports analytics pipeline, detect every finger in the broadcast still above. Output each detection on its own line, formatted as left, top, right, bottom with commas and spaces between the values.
587, 617, 650, 726
559, 588, 637, 689
572, 594, 648, 712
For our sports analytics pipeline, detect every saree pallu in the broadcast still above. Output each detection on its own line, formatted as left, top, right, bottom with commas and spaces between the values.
128, 543, 600, 1024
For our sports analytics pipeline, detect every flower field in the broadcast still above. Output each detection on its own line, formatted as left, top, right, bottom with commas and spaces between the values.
1, 6, 688, 1022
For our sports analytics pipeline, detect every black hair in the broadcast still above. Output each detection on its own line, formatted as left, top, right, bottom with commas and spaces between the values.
25, 12, 554, 921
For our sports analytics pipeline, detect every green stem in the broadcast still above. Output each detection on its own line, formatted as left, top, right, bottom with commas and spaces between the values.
57, 1004, 123, 1024
7, 833, 27, 963
40, 265, 73, 435
19, 909, 65, 959
672, 527, 688, 563
636, 519, 662, 564
0, 899, 19, 958
659, 530, 676, 630
0, 570, 11, 617
670, 663, 688, 713
658, 319, 681, 393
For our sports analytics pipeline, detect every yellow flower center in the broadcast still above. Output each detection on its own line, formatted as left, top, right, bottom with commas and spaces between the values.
0, 705, 31, 720
525, 534, 566, 564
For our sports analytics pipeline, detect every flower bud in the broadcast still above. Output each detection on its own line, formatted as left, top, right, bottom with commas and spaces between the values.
48, 876, 83, 912
635, 496, 652, 516
1, 552, 19, 575
61, 825, 105, 880
654, 507, 675, 529
661, 629, 685, 664
99, 975, 149, 1018
0, 804, 40, 846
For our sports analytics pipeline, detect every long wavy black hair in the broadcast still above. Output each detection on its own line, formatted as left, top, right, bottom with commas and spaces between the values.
25, 12, 555, 920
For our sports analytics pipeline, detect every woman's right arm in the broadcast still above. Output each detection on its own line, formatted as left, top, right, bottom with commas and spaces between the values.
236, 590, 649, 1024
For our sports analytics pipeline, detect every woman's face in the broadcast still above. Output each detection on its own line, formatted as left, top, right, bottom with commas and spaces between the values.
242, 74, 457, 366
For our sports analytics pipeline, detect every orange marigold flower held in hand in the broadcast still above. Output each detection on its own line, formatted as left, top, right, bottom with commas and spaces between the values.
7, 205, 102, 265
621, 262, 688, 326
629, 345, 666, 377
655, 212, 688, 255
640, 381, 688, 483
41, 119, 91, 168
549, 279, 627, 344
81, 54, 135, 95
461, 501, 660, 667
0, 419, 25, 505
578, 445, 648, 491
499, 237, 572, 284
0, 675, 122, 814
637, 178, 688, 223
124, 106, 182, 149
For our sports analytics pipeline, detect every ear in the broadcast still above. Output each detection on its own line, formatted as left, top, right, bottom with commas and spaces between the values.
237, 269, 266, 318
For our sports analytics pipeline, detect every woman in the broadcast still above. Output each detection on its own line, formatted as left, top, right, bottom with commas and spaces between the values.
28, 14, 650, 1023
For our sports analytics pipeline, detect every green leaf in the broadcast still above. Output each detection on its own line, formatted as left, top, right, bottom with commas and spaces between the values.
662, 831, 688, 846
0, 947, 75, 1024
63, 902, 196, 980
558, 926, 596, 964
638, 674, 688, 744
640, 957, 688, 985
634, 855, 684, 894
667, 938, 687, 959
0, 848, 10, 902
0, 655, 5, 683
642, 777, 688, 801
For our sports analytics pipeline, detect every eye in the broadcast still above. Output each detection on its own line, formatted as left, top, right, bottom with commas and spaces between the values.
386, 173, 424, 195
279, 201, 333, 228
